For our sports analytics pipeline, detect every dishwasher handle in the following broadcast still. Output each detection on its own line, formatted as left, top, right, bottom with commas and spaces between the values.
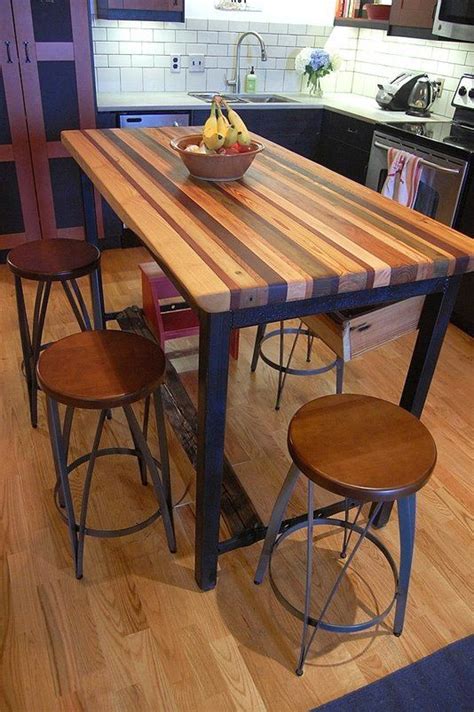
119, 113, 190, 129
373, 141, 461, 175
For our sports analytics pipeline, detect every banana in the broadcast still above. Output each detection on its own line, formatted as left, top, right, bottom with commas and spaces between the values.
203, 101, 225, 151
216, 104, 229, 138
222, 101, 251, 146
224, 124, 239, 148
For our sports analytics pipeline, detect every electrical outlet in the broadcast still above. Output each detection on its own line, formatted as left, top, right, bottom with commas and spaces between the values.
189, 54, 205, 73
435, 77, 445, 97
170, 55, 181, 73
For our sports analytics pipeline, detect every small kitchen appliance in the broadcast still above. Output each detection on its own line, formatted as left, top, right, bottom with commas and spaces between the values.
406, 76, 439, 117
433, 0, 474, 43
375, 72, 426, 111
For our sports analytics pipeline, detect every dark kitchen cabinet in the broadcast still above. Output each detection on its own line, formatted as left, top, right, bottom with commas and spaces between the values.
315, 111, 375, 185
97, 0, 185, 22
389, 0, 435, 28
0, 2, 41, 252
0, 0, 109, 258
192, 108, 322, 160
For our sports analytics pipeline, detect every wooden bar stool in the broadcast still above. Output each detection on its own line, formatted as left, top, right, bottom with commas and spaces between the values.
37, 330, 176, 579
255, 394, 436, 675
8, 239, 105, 428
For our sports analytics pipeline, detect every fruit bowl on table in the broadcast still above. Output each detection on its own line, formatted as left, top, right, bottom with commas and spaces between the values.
170, 134, 265, 182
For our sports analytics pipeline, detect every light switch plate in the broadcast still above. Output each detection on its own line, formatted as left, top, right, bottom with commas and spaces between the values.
170, 55, 181, 73
189, 54, 205, 73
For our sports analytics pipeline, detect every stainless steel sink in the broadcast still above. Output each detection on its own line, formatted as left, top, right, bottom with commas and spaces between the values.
188, 92, 296, 104
239, 94, 297, 103
188, 92, 247, 104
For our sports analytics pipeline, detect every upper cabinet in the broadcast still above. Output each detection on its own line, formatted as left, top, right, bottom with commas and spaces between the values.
389, 0, 436, 29
96, 0, 185, 22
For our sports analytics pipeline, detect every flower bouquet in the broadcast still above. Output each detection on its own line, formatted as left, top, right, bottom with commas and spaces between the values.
295, 48, 341, 97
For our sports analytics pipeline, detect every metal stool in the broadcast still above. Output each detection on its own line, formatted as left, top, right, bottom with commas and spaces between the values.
8, 238, 104, 427
251, 321, 344, 410
37, 330, 176, 579
255, 394, 436, 675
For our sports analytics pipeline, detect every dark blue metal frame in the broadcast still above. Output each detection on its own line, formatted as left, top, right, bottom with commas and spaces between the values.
79, 171, 462, 592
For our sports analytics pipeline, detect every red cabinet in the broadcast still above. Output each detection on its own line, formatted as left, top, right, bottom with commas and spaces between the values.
0, 0, 98, 252
97, 0, 184, 20
390, 0, 436, 29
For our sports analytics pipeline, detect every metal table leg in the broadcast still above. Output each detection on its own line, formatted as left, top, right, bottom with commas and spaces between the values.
374, 275, 462, 528
195, 310, 232, 590
80, 172, 109, 328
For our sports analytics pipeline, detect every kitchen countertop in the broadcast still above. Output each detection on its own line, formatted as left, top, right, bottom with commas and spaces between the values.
96, 91, 451, 125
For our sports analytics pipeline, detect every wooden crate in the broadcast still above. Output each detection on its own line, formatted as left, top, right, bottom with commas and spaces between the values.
303, 296, 425, 361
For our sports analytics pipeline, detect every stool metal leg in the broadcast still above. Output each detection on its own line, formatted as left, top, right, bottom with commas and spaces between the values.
76, 410, 107, 579
336, 358, 344, 394
275, 321, 302, 411
14, 276, 33, 409
123, 404, 176, 554
306, 333, 314, 363
131, 395, 150, 487
69, 279, 92, 331
46, 397, 79, 571
154, 387, 173, 527
56, 406, 75, 509
61, 281, 89, 332
255, 463, 300, 584
30, 280, 51, 428
251, 323, 266, 372
296, 501, 383, 675
89, 267, 106, 330
296, 480, 315, 676
393, 494, 416, 637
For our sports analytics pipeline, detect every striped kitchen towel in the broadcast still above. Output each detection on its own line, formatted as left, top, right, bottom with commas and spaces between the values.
382, 148, 423, 208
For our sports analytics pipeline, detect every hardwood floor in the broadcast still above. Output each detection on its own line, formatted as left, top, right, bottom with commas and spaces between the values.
0, 246, 472, 711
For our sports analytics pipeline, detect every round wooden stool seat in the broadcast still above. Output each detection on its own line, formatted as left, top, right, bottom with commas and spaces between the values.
7, 238, 100, 281
37, 330, 166, 409
288, 394, 436, 502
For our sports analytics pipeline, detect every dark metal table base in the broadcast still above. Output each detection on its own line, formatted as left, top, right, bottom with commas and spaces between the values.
80, 171, 462, 592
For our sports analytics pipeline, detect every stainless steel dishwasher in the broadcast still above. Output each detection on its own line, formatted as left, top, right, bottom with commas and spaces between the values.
119, 113, 189, 129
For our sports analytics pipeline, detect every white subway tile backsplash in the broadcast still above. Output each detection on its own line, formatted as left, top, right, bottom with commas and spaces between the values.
109, 55, 132, 67
132, 55, 154, 67
130, 29, 153, 42
95, 41, 119, 55
143, 68, 165, 91
94, 55, 108, 67
107, 28, 130, 42
121, 67, 143, 92
91, 15, 472, 107
96, 67, 120, 93
119, 42, 142, 55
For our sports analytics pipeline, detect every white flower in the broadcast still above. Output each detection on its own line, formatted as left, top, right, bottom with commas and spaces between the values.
331, 53, 342, 71
295, 47, 314, 75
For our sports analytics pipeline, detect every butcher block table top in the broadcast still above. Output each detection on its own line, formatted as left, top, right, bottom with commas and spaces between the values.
62, 126, 474, 314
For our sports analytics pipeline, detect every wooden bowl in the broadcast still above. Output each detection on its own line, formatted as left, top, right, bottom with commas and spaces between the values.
170, 134, 264, 182
365, 3, 391, 20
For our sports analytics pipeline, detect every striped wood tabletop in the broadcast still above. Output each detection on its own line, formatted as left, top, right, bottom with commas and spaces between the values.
62, 127, 474, 314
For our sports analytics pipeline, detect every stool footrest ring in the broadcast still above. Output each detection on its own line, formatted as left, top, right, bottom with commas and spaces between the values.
54, 446, 164, 538
259, 327, 338, 377
269, 516, 399, 634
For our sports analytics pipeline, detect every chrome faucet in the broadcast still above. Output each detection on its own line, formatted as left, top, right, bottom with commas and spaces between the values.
226, 32, 267, 94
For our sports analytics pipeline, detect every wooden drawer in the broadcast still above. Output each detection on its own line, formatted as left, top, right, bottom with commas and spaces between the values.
303, 296, 425, 361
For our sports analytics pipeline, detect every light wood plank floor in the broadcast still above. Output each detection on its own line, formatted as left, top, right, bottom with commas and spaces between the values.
0, 247, 472, 711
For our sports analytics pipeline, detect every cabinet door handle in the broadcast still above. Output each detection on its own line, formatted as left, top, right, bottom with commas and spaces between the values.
347, 127, 358, 134
23, 41, 31, 63
5, 41, 13, 63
